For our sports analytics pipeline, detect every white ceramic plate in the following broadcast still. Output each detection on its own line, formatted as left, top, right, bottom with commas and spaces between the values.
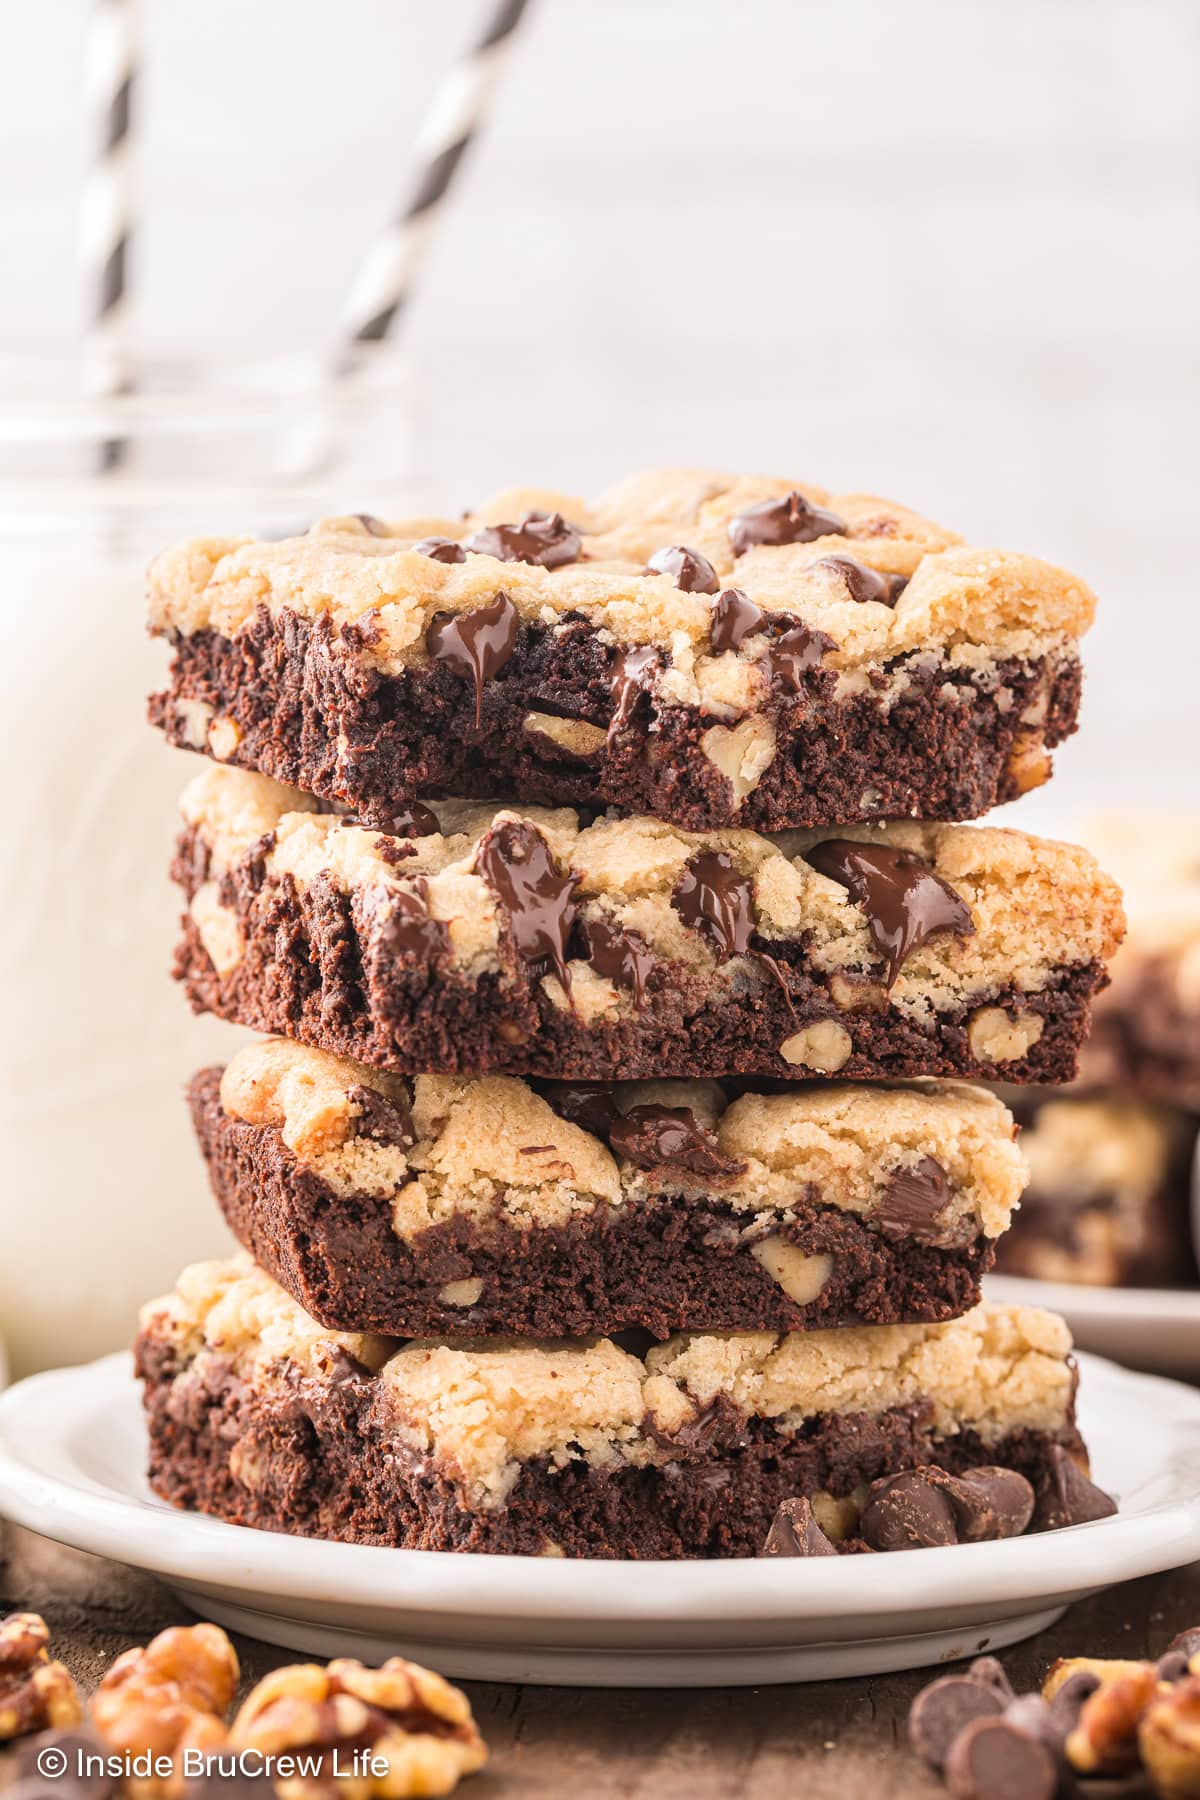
2, 1351, 1199, 1688
985, 1274, 1200, 1377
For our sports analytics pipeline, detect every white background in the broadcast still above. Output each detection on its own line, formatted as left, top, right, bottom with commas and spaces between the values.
2, 0, 1198, 816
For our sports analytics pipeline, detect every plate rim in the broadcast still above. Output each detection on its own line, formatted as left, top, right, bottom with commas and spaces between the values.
1, 1350, 1199, 1627
986, 1272, 1200, 1323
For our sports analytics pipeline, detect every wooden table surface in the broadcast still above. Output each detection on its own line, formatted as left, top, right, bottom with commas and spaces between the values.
3, 1523, 1197, 1798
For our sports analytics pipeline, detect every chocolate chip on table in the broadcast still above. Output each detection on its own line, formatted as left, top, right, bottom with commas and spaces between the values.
475, 819, 580, 994
806, 838, 975, 988
4, 1729, 116, 1800
728, 491, 847, 554
608, 642, 658, 738
411, 534, 467, 563
1030, 1445, 1118, 1532
608, 1104, 745, 1181
759, 1497, 838, 1558
466, 509, 583, 569
645, 544, 720, 594
943, 1714, 1058, 1800
579, 915, 655, 1009
810, 554, 908, 607
874, 1157, 956, 1243
909, 1676, 1008, 1772
425, 590, 521, 727
1166, 1626, 1200, 1661
967, 1658, 1015, 1702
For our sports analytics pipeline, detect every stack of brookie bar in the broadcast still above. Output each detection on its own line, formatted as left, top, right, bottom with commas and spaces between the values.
137, 469, 1127, 1559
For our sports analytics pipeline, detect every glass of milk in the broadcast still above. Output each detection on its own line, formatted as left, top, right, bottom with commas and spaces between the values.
0, 351, 420, 1379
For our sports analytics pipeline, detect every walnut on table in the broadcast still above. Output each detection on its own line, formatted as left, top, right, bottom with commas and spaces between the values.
89, 1623, 239, 1798
228, 1657, 488, 1799
0, 1611, 83, 1741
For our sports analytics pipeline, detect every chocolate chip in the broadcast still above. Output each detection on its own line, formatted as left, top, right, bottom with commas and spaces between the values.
860, 1468, 959, 1550
354, 512, 389, 536
1167, 1627, 1200, 1660
4, 1730, 116, 1800
728, 491, 847, 555
966, 1658, 1015, 1701
806, 838, 975, 987
646, 544, 720, 594
943, 1715, 1057, 1800
580, 915, 655, 1009
1157, 1650, 1192, 1683
466, 510, 582, 569
1031, 1446, 1118, 1532
860, 1466, 1033, 1552
383, 881, 448, 961
811, 554, 907, 607
475, 820, 579, 994
608, 1104, 745, 1181
608, 642, 658, 737
672, 849, 756, 960
542, 1082, 622, 1140
765, 620, 833, 693
347, 1083, 414, 1149
948, 1468, 1035, 1542
343, 801, 441, 838
760, 1496, 838, 1558
425, 591, 521, 727
909, 1676, 1007, 1772
709, 588, 767, 653
875, 1157, 957, 1244
412, 535, 467, 563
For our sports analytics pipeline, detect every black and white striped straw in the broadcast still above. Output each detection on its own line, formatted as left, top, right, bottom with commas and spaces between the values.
81, 0, 138, 469
336, 0, 532, 365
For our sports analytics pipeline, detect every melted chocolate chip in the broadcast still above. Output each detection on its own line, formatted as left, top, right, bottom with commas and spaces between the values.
672, 849, 756, 959
646, 544, 720, 594
909, 1676, 1007, 1771
948, 1467, 1035, 1542
383, 881, 448, 961
347, 1083, 414, 1149
542, 1082, 622, 1140
1030, 1445, 1117, 1532
728, 491, 846, 555
812, 554, 907, 607
465, 510, 582, 569
343, 801, 440, 838
354, 512, 389, 536
425, 590, 521, 726
943, 1717, 1057, 1800
760, 1496, 838, 1558
475, 820, 579, 993
611, 1325, 659, 1359
608, 1104, 745, 1180
412, 534, 467, 563
580, 916, 655, 1009
709, 587, 767, 652
608, 642, 658, 737
806, 838, 975, 987
707, 588, 832, 688
875, 1156, 957, 1244
766, 620, 833, 693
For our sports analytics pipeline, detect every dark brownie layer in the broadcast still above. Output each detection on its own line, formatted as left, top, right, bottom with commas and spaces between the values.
173, 826, 1106, 1083
136, 1333, 1085, 1560
189, 1069, 995, 1338
149, 607, 1081, 834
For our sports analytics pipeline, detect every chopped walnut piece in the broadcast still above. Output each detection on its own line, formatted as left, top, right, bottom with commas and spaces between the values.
1140, 1673, 1200, 1798
228, 1656, 487, 1797
90, 1623, 239, 1796
779, 1021, 852, 1072
0, 1611, 83, 1741
967, 1005, 1044, 1064
1005, 728, 1051, 797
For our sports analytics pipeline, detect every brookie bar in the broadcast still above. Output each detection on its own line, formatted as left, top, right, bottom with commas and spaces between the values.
147, 468, 1094, 834
137, 1256, 1090, 1559
191, 1037, 1028, 1338
173, 766, 1124, 1083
